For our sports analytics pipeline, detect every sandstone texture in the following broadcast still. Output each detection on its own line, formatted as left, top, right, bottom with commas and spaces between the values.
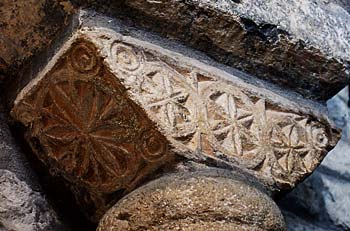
97, 170, 286, 231
0, 0, 73, 84
0, 1, 347, 230
278, 87, 350, 230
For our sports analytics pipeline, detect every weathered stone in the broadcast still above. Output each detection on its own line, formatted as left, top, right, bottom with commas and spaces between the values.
0, 0, 74, 83
8, 13, 341, 222
279, 168, 350, 231
97, 170, 286, 231
0, 1, 345, 230
0, 170, 65, 231
5, 0, 348, 101
0, 110, 39, 187
10, 38, 177, 221
278, 86, 350, 231
80, 0, 350, 101
281, 210, 336, 231
330, 0, 350, 12
0, 109, 67, 231
13, 39, 174, 192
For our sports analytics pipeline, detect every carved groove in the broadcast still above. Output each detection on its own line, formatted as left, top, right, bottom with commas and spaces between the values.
11, 34, 338, 191
11, 40, 170, 193
101, 39, 335, 188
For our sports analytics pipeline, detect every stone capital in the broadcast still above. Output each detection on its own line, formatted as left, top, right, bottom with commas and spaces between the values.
8, 10, 341, 228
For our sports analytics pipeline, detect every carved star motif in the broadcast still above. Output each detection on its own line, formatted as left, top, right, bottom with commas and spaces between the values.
270, 118, 311, 175
205, 85, 266, 168
141, 66, 193, 133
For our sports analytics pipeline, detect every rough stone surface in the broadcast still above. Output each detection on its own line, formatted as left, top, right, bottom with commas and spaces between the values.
331, 0, 350, 12
278, 86, 350, 230
3, 0, 348, 101
84, 0, 350, 101
97, 170, 286, 231
1, 3, 346, 229
0, 170, 65, 231
0, 109, 67, 231
0, 0, 74, 84
0, 2, 346, 230
9, 14, 340, 219
0, 110, 39, 187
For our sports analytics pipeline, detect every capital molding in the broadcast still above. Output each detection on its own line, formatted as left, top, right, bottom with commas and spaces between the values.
9, 15, 341, 226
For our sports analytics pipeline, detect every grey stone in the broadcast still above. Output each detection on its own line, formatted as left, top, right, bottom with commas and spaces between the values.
0, 2, 347, 230
278, 171, 347, 231
0, 110, 39, 188
278, 86, 350, 230
8, 11, 340, 219
0, 170, 65, 231
282, 210, 336, 231
226, 0, 350, 61
5, 0, 347, 101
80, 0, 350, 101
0, 109, 67, 231
329, 0, 350, 12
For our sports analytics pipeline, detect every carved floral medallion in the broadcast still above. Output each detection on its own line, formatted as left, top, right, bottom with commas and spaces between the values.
11, 40, 170, 193
95, 31, 338, 189
12, 30, 340, 193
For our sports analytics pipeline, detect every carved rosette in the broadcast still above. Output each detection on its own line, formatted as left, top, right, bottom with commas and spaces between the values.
11, 30, 340, 192
268, 115, 330, 186
202, 82, 267, 169
11, 40, 171, 193
93, 31, 338, 189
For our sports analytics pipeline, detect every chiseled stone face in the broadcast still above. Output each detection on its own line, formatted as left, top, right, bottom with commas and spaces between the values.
11, 38, 172, 194
12, 28, 338, 195
10, 26, 340, 217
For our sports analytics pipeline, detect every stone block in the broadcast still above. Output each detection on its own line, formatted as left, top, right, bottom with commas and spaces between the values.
0, 170, 65, 231
87, 0, 350, 101
9, 13, 341, 220
278, 86, 350, 230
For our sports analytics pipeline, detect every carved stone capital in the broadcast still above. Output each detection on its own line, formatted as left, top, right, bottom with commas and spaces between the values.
10, 15, 340, 222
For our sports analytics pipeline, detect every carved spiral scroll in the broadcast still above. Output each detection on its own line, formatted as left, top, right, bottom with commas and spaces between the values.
12, 35, 337, 192
69, 42, 100, 75
111, 43, 143, 72
137, 129, 169, 162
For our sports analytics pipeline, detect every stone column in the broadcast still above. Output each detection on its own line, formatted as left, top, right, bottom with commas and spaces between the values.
97, 169, 286, 231
6, 7, 343, 230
